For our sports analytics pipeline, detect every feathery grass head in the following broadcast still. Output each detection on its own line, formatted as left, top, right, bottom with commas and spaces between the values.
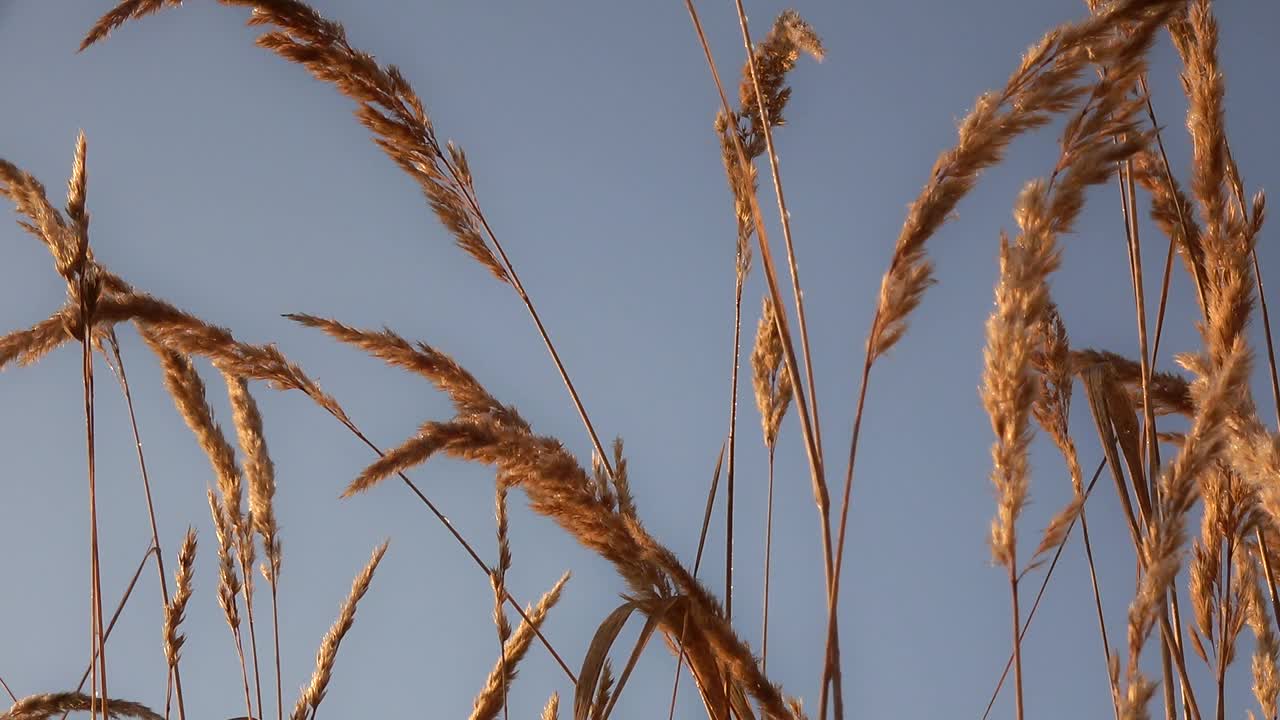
469, 573, 570, 720
225, 373, 281, 584
208, 489, 243, 632
291, 540, 389, 720
163, 527, 197, 670
751, 295, 793, 452
2, 692, 163, 720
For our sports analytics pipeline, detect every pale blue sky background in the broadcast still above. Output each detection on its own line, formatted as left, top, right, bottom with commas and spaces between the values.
2, 1, 1280, 718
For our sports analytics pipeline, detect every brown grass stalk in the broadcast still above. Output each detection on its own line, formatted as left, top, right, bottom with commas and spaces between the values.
752, 295, 793, 674
681, 2, 833, 655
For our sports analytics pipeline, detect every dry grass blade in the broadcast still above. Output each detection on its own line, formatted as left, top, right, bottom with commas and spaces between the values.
600, 598, 675, 720
1072, 349, 1193, 418
575, 601, 641, 720
1, 692, 162, 720
291, 540, 389, 720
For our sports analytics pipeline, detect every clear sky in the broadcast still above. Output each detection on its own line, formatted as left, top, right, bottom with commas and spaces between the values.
2, 1, 1280, 718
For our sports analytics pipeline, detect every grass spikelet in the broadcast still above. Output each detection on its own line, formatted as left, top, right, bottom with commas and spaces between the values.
79, 0, 182, 52
736, 10, 823, 156
490, 482, 513, 720
291, 540, 389, 720
225, 375, 280, 581
0, 159, 73, 271
285, 313, 526, 430
469, 572, 570, 720
162, 527, 196, 720
751, 296, 793, 452
0, 308, 75, 372
868, 0, 1179, 360
144, 333, 245, 527
1243, 546, 1280, 719
541, 693, 560, 720
208, 489, 253, 720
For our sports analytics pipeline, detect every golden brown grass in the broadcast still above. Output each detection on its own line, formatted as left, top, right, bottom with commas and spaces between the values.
5, 0, 1280, 718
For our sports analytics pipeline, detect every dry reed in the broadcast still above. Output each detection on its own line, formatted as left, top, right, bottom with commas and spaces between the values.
4, 1, 1280, 719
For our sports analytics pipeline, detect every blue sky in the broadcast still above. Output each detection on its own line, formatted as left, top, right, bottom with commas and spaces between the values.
2, 1, 1280, 718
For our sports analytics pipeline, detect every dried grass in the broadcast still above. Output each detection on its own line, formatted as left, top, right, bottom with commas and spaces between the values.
4, 1, 1280, 719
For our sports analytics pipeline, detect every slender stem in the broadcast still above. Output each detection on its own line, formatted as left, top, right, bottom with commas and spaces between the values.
103, 335, 187, 720
668, 443, 726, 720
1215, 535, 1232, 720
727, 3, 840, 709
231, 623, 254, 720
1119, 156, 1181, 719
69, 546, 155, 709
439, 156, 613, 481
272, 584, 283, 720
1079, 510, 1121, 720
762, 449, 776, 674
727, 0, 824, 472
726, 278, 744, 627
681, 0, 832, 596
1008, 560, 1025, 720
0, 675, 14, 704
983, 460, 1111, 719
723, 265, 745, 720
80, 284, 106, 720
240, 558, 264, 720
683, 6, 835, 715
